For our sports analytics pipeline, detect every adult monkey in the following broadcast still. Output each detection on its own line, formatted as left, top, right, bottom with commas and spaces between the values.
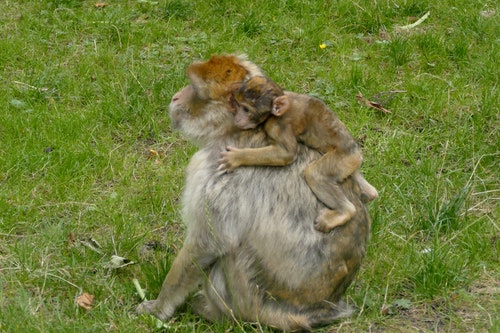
137, 54, 371, 331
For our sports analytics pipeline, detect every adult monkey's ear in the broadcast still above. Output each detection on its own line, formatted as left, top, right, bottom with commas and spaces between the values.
272, 95, 291, 117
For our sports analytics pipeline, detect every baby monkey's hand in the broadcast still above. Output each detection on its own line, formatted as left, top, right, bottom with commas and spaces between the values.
217, 146, 243, 172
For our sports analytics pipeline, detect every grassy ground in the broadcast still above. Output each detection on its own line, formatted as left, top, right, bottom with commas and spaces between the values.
0, 0, 498, 332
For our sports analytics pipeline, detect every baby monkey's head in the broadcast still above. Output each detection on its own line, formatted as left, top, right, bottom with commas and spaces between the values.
232, 76, 285, 129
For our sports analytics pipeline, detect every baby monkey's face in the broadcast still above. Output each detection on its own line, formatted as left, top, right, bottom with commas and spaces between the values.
232, 76, 284, 130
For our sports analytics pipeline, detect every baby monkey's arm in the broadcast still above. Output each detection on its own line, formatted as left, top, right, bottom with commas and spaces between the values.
218, 119, 297, 171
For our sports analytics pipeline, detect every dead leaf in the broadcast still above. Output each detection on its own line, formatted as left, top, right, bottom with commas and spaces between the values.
379, 30, 391, 41
148, 149, 159, 158
104, 255, 136, 269
79, 237, 103, 254
480, 9, 495, 18
356, 92, 392, 114
395, 11, 430, 31
76, 292, 94, 310
134, 14, 150, 24
469, 286, 500, 294
68, 232, 76, 247
381, 304, 391, 315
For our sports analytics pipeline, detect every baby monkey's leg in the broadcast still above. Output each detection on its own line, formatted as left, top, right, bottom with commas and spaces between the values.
304, 152, 361, 233
352, 171, 379, 203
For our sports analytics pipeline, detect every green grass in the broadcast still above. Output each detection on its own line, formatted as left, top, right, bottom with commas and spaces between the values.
0, 0, 498, 332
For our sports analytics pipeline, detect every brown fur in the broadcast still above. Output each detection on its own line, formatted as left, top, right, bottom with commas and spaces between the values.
187, 54, 250, 101
136, 55, 371, 331
219, 76, 378, 232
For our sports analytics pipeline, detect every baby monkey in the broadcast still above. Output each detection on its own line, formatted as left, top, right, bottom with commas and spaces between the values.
218, 76, 378, 233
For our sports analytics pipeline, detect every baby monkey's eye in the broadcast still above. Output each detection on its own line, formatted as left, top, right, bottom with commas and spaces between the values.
243, 107, 250, 113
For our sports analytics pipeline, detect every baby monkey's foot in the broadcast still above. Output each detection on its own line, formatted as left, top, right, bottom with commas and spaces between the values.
356, 176, 379, 203
360, 184, 378, 203
314, 205, 356, 233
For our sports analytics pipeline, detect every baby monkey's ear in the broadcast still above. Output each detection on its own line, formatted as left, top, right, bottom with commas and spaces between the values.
229, 81, 244, 94
227, 82, 243, 113
272, 95, 290, 116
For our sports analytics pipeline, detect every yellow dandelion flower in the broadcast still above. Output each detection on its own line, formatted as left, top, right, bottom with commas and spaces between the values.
319, 43, 327, 49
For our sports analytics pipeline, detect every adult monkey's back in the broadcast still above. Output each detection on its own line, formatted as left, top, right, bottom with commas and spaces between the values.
137, 55, 371, 331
